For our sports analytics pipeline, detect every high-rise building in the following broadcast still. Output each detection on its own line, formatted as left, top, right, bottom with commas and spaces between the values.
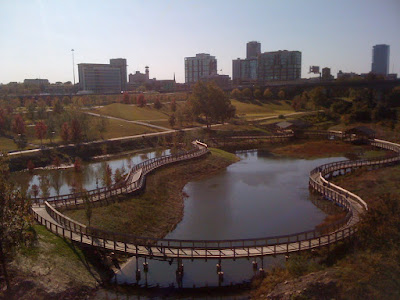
257, 50, 301, 81
184, 53, 217, 84
78, 58, 127, 92
110, 58, 127, 90
246, 41, 261, 59
371, 44, 390, 75
232, 58, 258, 82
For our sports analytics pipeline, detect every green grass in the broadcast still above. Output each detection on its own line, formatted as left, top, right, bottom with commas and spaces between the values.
93, 103, 170, 121
64, 148, 238, 238
232, 99, 295, 120
0, 136, 17, 151
100, 117, 160, 138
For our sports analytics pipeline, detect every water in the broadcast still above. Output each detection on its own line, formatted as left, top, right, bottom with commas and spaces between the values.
11, 149, 170, 197
115, 150, 347, 289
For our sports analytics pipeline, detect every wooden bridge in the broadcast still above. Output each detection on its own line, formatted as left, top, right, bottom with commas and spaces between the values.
30, 133, 400, 260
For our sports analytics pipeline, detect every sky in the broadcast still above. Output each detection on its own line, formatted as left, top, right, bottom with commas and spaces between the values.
0, 0, 399, 84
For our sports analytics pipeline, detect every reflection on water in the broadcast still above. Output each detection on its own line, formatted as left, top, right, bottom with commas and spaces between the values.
11, 149, 170, 198
115, 150, 347, 289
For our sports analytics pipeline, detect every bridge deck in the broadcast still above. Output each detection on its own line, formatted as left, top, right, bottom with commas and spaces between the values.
30, 135, 400, 260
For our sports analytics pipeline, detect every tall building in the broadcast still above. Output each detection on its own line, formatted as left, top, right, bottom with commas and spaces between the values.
78, 58, 127, 92
257, 50, 301, 81
110, 58, 127, 90
246, 41, 261, 59
232, 41, 260, 83
232, 58, 258, 83
371, 44, 390, 75
184, 53, 217, 84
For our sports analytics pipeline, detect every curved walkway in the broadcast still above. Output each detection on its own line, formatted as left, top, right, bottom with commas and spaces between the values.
30, 132, 400, 260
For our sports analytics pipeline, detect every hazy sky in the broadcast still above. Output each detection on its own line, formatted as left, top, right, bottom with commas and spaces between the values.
0, 0, 399, 84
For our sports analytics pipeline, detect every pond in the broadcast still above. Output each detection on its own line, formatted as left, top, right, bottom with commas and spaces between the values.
11, 149, 170, 197
114, 149, 347, 289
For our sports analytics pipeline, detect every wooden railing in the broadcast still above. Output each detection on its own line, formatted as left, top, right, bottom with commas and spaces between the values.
32, 142, 209, 209
30, 135, 400, 258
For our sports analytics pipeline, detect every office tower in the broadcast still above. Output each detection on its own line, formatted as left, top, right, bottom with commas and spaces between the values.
78, 58, 127, 92
246, 41, 261, 59
257, 50, 301, 81
371, 44, 390, 75
184, 53, 217, 84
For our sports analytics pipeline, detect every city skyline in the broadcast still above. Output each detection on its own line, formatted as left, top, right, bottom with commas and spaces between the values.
0, 0, 399, 84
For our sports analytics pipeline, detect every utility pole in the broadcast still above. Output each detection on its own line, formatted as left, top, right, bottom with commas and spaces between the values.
71, 49, 76, 86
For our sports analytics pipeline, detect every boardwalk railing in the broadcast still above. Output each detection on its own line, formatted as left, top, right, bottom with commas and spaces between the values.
30, 134, 400, 259
32, 142, 209, 209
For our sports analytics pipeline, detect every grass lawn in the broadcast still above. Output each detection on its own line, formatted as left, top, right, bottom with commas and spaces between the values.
232, 99, 295, 120
0, 136, 17, 152
100, 117, 160, 139
92, 103, 170, 121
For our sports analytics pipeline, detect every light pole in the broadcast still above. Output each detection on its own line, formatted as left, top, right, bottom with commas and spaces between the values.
71, 49, 76, 86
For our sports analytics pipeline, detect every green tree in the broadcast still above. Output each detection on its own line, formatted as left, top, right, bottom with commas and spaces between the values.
231, 88, 242, 100
253, 89, 262, 100
278, 89, 285, 99
309, 87, 328, 108
102, 163, 112, 188
0, 153, 32, 290
242, 88, 252, 100
263, 88, 273, 100
189, 81, 236, 128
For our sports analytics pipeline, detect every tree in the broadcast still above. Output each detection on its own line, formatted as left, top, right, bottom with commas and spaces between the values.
35, 121, 47, 146
278, 89, 286, 99
83, 193, 92, 227
53, 98, 64, 114
27, 160, 35, 174
114, 168, 124, 185
309, 87, 328, 108
60, 122, 70, 143
231, 88, 242, 100
122, 92, 130, 104
189, 81, 236, 128
96, 117, 109, 139
263, 88, 273, 100
39, 175, 50, 198
52, 156, 61, 169
253, 89, 262, 100
102, 163, 112, 188
37, 99, 47, 119
0, 153, 32, 290
169, 114, 176, 128
242, 88, 252, 100
137, 94, 146, 107
153, 98, 162, 109
25, 99, 36, 121
170, 98, 177, 112
70, 118, 82, 143
74, 157, 82, 172
12, 114, 25, 135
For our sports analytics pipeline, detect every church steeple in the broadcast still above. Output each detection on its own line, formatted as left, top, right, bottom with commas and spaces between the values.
173, 72, 176, 82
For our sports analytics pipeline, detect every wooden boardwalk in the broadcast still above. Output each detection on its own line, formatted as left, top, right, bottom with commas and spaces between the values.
31, 134, 400, 260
